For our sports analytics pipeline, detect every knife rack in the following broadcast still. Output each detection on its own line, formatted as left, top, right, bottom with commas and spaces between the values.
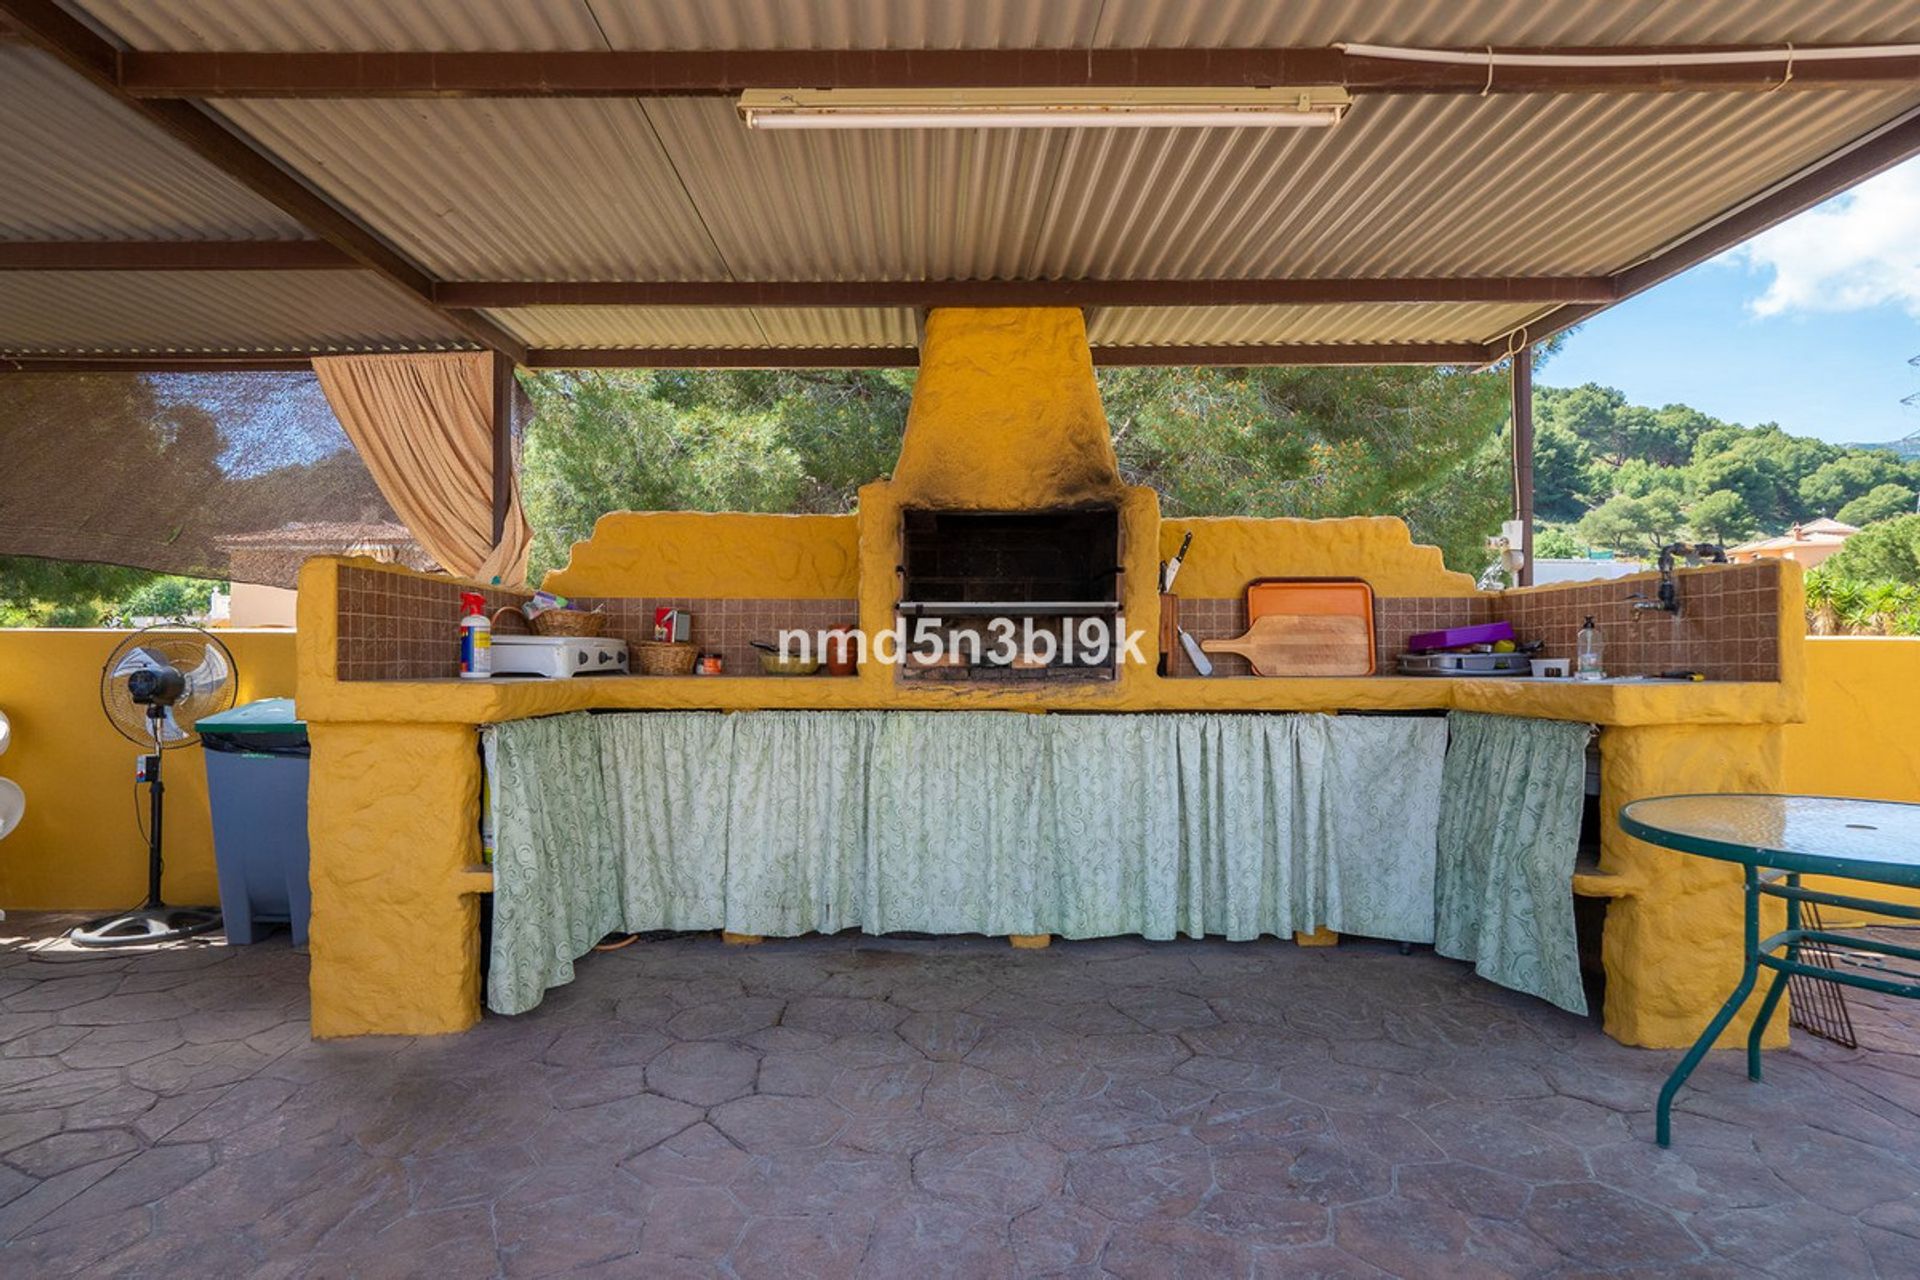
1157, 592, 1178, 676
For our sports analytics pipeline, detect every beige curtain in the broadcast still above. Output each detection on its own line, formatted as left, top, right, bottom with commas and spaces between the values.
312, 352, 532, 584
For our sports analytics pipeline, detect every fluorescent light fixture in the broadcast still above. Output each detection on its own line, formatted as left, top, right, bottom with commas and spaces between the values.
738, 87, 1351, 131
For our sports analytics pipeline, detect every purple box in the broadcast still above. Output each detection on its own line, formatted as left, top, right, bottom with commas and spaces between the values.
1406, 621, 1515, 652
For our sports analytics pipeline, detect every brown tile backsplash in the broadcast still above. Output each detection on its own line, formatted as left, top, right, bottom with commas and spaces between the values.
1164, 562, 1780, 682
1495, 561, 1780, 683
334, 564, 857, 681
335, 566, 528, 682
339, 561, 1783, 684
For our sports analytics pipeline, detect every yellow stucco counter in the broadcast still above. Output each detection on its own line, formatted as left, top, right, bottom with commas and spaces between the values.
295, 667, 1802, 730
292, 309, 1809, 1051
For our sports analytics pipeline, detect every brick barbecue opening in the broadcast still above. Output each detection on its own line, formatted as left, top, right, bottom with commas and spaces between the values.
896, 507, 1122, 681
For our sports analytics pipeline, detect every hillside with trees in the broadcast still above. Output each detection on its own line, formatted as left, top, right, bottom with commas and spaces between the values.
1531, 383, 1920, 555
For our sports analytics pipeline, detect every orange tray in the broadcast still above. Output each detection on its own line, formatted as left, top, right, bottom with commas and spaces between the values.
1244, 578, 1375, 675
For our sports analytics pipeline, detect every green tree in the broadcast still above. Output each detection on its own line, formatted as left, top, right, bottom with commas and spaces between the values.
1822, 513, 1920, 585
1536, 383, 1634, 467
1576, 494, 1678, 557
1800, 452, 1917, 516
1687, 489, 1756, 543
1836, 483, 1917, 527
1529, 419, 1591, 522
1100, 363, 1511, 571
1687, 426, 1838, 530
117, 575, 219, 622
0, 557, 149, 626
1532, 525, 1583, 559
519, 370, 911, 578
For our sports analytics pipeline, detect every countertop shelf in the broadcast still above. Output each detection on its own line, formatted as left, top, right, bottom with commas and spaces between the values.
302, 666, 1801, 731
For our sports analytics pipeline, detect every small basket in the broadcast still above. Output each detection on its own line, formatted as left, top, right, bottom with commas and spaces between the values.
491, 605, 606, 638
635, 640, 698, 676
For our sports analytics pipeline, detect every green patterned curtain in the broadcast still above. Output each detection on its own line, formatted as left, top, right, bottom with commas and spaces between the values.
484, 710, 1509, 1017
483, 712, 620, 1015
1434, 711, 1592, 1015
726, 711, 881, 936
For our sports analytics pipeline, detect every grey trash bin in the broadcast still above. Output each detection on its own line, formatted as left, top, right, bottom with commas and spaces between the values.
198, 698, 311, 946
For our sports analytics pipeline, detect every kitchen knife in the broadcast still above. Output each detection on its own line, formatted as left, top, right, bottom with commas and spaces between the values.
1163, 531, 1193, 591
1178, 627, 1213, 677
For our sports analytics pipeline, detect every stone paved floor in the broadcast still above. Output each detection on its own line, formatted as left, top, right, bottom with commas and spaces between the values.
2, 918, 1919, 1278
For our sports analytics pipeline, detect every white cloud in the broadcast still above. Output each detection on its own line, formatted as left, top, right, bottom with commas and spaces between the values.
1734, 157, 1920, 318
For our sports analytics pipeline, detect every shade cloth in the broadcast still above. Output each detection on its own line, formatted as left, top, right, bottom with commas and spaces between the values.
1434, 711, 1592, 1015
312, 352, 531, 584
482, 710, 1580, 1017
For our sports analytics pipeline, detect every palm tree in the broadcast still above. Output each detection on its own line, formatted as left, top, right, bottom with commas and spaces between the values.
1803, 567, 1838, 636
1862, 582, 1912, 636
1829, 579, 1870, 635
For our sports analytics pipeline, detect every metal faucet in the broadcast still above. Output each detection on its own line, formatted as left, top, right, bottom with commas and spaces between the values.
1629, 542, 1727, 614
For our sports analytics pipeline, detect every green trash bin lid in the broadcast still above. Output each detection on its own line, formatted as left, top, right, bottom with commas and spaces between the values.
197, 697, 304, 736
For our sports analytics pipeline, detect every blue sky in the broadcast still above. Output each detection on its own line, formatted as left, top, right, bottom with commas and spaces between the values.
1539, 156, 1920, 448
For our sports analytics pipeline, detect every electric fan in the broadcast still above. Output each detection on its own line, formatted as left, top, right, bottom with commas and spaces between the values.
70, 626, 237, 948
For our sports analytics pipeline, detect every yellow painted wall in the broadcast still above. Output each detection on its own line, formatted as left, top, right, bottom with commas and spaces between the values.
1784, 638, 1920, 803
543, 511, 858, 599
0, 629, 298, 910
1784, 637, 1920, 921
1159, 516, 1476, 598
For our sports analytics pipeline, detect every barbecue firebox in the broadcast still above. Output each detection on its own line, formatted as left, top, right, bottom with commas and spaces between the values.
897, 507, 1122, 680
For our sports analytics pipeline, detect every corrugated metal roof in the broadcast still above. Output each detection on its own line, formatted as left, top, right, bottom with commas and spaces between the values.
1087, 302, 1543, 346
1024, 89, 1920, 279
214, 96, 730, 280
73, 0, 609, 52
0, 48, 304, 239
72, 0, 1920, 51
26, 1, 1920, 358
640, 97, 1076, 281
211, 88, 1920, 285
487, 306, 916, 349
0, 272, 467, 354
1089, 0, 1920, 48
73, 0, 1104, 52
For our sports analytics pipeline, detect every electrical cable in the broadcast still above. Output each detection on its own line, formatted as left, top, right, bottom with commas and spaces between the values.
1338, 41, 1920, 68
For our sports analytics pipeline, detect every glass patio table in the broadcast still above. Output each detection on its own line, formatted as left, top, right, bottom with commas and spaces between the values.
1619, 794, 1920, 1146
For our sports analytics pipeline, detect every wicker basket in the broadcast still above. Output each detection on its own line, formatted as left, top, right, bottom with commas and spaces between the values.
635, 640, 698, 675
491, 605, 606, 638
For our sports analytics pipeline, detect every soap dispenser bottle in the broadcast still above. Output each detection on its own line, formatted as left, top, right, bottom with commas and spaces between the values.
1574, 615, 1604, 682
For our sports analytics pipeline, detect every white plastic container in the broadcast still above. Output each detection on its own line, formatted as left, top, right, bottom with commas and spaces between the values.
459, 591, 492, 679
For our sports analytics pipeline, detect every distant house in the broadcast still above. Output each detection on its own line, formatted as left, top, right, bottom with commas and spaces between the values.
1726, 517, 1860, 569
216, 521, 435, 627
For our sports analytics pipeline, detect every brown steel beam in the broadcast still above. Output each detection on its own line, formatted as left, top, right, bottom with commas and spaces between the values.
440, 276, 1614, 310
525, 342, 1493, 369
0, 0, 528, 364
0, 354, 320, 373
1095, 342, 1494, 367
0, 240, 357, 271
525, 347, 921, 369
6, 340, 1495, 373
489, 350, 515, 545
1520, 103, 1920, 348
1511, 344, 1535, 587
112, 47, 1920, 99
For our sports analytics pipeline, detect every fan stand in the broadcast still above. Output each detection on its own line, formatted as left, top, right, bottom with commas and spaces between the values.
71, 705, 221, 949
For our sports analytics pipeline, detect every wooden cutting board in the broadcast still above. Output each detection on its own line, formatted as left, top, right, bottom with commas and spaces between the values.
1199, 614, 1373, 676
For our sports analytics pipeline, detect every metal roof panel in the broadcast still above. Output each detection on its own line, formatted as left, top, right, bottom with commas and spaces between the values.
0, 271, 467, 354
0, 48, 306, 239
213, 96, 731, 280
